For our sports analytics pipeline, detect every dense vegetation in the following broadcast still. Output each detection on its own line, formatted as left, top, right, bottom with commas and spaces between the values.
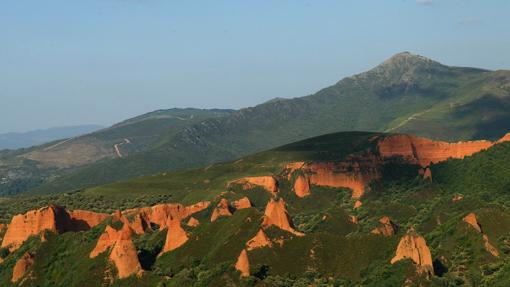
3, 132, 510, 286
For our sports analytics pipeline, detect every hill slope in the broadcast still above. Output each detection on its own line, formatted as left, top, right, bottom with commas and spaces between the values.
2, 131, 510, 286
0, 108, 233, 196
32, 52, 510, 195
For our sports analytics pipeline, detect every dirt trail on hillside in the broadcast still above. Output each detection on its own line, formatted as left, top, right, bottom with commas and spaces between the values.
385, 107, 434, 132
114, 139, 131, 158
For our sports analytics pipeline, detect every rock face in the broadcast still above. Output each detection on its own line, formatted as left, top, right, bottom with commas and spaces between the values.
232, 197, 252, 210
123, 201, 210, 230
187, 217, 200, 227
211, 199, 233, 222
246, 229, 272, 250
463, 213, 499, 256
235, 249, 250, 277
90, 224, 142, 279
262, 199, 304, 236
300, 159, 380, 199
293, 175, 311, 198
11, 252, 34, 283
463, 213, 482, 233
229, 176, 279, 195
160, 219, 188, 255
377, 134, 510, 167
371, 216, 397, 236
391, 231, 434, 275
1, 206, 108, 251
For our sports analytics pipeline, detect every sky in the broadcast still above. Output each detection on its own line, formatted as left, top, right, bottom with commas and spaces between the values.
1, 0, 509, 133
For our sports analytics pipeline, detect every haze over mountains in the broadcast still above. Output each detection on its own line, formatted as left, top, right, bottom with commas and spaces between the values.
2, 52, 510, 197
0, 125, 103, 150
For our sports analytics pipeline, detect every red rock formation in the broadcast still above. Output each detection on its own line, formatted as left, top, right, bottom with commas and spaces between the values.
187, 217, 200, 227
371, 216, 397, 236
123, 201, 210, 229
232, 197, 252, 210
110, 225, 142, 279
90, 226, 119, 258
303, 160, 380, 199
211, 199, 233, 222
377, 134, 509, 167
285, 162, 305, 179
350, 215, 358, 224
235, 249, 250, 277
423, 167, 432, 180
354, 200, 362, 209
246, 229, 272, 250
391, 230, 434, 275
463, 213, 499, 257
293, 175, 311, 198
130, 214, 151, 235
11, 252, 34, 283
2, 206, 63, 251
262, 199, 304, 236
483, 235, 500, 257
160, 219, 188, 255
229, 176, 279, 195
1, 206, 107, 251
90, 224, 142, 279
463, 213, 482, 233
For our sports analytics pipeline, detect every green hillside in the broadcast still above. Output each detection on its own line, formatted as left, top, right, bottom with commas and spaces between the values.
29, 52, 510, 195
0, 108, 233, 196
2, 131, 510, 286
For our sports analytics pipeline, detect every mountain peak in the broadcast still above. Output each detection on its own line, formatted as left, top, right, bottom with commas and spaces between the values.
381, 51, 442, 68
348, 52, 448, 84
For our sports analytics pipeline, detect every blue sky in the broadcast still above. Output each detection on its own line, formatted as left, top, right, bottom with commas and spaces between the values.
1, 0, 509, 133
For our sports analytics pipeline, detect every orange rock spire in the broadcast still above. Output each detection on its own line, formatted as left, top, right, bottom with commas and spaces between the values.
391, 230, 433, 275
262, 199, 304, 236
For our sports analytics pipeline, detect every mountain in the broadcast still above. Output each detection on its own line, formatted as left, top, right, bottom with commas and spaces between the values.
0, 125, 103, 150
0, 108, 233, 196
27, 52, 510, 195
2, 130, 510, 286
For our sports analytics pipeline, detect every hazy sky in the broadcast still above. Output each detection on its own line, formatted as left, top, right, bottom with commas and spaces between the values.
1, 0, 509, 133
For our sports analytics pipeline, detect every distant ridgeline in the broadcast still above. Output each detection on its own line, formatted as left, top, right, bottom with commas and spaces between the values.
2, 52, 510, 197
2, 130, 510, 286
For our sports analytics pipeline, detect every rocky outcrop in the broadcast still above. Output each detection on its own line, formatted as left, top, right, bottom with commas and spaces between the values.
123, 201, 210, 229
2, 206, 107, 251
285, 162, 305, 179
293, 175, 311, 198
391, 230, 434, 275
354, 200, 362, 209
463, 213, 499, 256
378, 133, 510, 167
246, 229, 272, 250
211, 199, 233, 222
90, 224, 142, 279
303, 160, 380, 199
371, 216, 397, 236
235, 249, 250, 277
483, 235, 500, 257
262, 199, 304, 236
463, 213, 482, 233
187, 217, 200, 227
232, 197, 252, 210
229, 176, 279, 195
160, 219, 188, 255
11, 252, 34, 283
